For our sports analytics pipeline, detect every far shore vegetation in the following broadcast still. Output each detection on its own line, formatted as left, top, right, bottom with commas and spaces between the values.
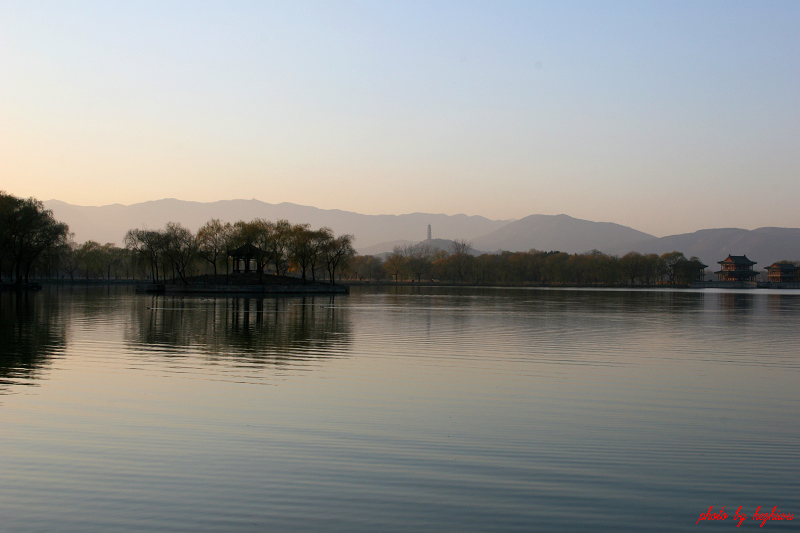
1, 192, 793, 288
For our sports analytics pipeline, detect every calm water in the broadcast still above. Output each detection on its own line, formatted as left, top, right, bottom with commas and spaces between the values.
0, 286, 797, 532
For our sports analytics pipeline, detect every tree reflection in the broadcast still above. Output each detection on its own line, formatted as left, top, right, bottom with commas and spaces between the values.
0, 290, 67, 392
126, 294, 351, 367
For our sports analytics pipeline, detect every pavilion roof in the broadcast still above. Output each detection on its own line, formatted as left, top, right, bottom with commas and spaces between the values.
228, 243, 264, 257
767, 262, 799, 272
718, 254, 756, 265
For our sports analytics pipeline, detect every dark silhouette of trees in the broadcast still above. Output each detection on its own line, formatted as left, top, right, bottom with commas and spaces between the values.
0, 192, 70, 284
342, 241, 709, 287
162, 222, 197, 284
123, 217, 355, 285
197, 219, 232, 275
265, 219, 293, 276
59, 240, 81, 280
125, 223, 197, 283
543, 252, 570, 284
384, 251, 404, 282
125, 228, 167, 281
641, 254, 664, 285
474, 253, 501, 284
350, 255, 386, 281
674, 256, 707, 285
448, 239, 474, 282
323, 234, 355, 285
288, 225, 342, 283
33, 207, 714, 289
288, 223, 315, 282
620, 252, 645, 285
308, 228, 333, 282
660, 252, 686, 285
507, 251, 533, 283
77, 240, 103, 279
394, 243, 434, 282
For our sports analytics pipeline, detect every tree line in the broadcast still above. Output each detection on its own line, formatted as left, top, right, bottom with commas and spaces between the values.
350, 242, 710, 287
3, 191, 713, 287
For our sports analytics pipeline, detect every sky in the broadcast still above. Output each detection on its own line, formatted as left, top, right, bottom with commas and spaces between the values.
1, 1, 798, 237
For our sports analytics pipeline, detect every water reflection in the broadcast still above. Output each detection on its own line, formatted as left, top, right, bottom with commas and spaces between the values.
1, 286, 798, 532
717, 291, 755, 314
766, 292, 800, 315
0, 290, 67, 391
125, 294, 352, 366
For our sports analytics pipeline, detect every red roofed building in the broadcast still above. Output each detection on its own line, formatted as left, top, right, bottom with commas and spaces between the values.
766, 262, 799, 283
715, 255, 758, 282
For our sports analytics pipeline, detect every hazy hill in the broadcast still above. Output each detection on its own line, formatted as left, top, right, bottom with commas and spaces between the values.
43, 199, 800, 267
616, 227, 800, 269
470, 214, 655, 254
358, 240, 416, 256
44, 199, 512, 252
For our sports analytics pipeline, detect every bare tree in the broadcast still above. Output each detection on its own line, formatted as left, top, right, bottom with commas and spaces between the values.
197, 219, 232, 275
398, 243, 434, 282
660, 251, 686, 285
262, 219, 293, 276
384, 251, 405, 282
620, 252, 645, 286
162, 222, 198, 284
308, 227, 333, 282
125, 228, 167, 282
288, 223, 314, 282
59, 238, 81, 280
449, 239, 474, 282
323, 234, 355, 285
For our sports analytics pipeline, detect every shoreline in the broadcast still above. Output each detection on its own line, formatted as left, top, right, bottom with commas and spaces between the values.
8, 279, 800, 292
134, 282, 349, 295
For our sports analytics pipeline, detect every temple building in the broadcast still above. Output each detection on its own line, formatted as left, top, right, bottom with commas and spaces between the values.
715, 255, 758, 282
766, 262, 799, 283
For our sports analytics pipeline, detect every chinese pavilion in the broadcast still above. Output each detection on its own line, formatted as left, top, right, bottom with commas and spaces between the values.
715, 255, 758, 282
228, 244, 264, 273
766, 262, 799, 283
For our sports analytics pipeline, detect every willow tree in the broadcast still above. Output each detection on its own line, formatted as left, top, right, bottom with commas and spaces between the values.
323, 234, 356, 285
162, 222, 197, 284
125, 228, 167, 282
197, 219, 232, 275
0, 192, 70, 284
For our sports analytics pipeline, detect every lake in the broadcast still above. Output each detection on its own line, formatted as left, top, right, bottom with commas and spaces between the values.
1, 285, 797, 532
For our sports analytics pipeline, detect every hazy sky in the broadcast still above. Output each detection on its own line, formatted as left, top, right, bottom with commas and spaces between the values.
2, 1, 798, 236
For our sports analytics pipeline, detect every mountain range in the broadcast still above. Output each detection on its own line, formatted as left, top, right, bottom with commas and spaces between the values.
44, 198, 509, 251
44, 199, 800, 270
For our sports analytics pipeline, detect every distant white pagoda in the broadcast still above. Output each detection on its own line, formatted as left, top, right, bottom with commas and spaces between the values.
427, 224, 432, 241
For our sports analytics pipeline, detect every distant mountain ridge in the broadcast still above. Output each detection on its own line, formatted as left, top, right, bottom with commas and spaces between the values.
44, 199, 800, 268
44, 198, 511, 251
471, 214, 656, 255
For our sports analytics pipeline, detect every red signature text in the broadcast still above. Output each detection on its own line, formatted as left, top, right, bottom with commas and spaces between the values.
753, 506, 794, 528
697, 505, 794, 527
697, 506, 727, 524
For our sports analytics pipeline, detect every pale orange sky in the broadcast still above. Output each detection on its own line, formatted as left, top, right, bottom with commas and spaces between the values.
2, 1, 798, 237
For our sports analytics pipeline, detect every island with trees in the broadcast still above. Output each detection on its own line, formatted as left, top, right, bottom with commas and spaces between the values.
124, 218, 354, 294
